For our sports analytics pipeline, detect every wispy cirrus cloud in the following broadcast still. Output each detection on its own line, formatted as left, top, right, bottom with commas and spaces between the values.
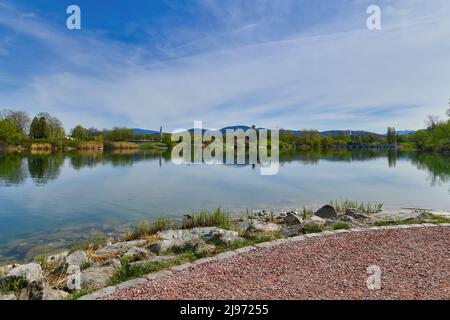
0, 0, 449, 132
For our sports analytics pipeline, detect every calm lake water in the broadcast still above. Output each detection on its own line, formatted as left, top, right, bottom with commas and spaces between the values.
0, 149, 449, 263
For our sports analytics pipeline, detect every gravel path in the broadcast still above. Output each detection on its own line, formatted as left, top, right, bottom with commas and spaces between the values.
106, 227, 450, 300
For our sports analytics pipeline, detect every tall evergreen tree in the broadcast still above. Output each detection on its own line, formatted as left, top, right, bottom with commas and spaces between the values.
29, 117, 39, 139
38, 117, 50, 139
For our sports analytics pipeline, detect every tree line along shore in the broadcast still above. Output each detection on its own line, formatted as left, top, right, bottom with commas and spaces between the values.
0, 103, 449, 153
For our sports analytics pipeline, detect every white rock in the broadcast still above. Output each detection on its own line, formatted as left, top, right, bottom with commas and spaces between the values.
65, 250, 88, 267
80, 266, 116, 290
94, 240, 147, 256
0, 293, 16, 300
41, 286, 69, 300
3, 263, 43, 284
250, 222, 281, 233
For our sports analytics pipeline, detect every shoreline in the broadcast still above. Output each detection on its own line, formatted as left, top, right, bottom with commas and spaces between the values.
1, 205, 449, 265
1, 204, 449, 300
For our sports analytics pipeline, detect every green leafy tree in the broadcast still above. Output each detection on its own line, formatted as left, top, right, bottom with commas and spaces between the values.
71, 125, 90, 141
36, 112, 65, 140
37, 117, 50, 139
0, 110, 30, 133
0, 119, 26, 145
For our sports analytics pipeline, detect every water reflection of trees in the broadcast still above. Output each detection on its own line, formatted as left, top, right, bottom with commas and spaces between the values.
409, 153, 450, 185
0, 150, 448, 187
0, 153, 27, 186
68, 150, 171, 169
27, 152, 64, 185
279, 149, 399, 166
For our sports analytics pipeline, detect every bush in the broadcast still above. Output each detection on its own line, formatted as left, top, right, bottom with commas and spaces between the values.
332, 221, 350, 230
303, 223, 323, 234
182, 208, 231, 229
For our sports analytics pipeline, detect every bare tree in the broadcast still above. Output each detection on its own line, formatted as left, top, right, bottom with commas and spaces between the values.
426, 115, 440, 130
447, 98, 450, 117
0, 109, 31, 133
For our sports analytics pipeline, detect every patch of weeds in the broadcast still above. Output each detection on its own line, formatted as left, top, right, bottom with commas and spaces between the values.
69, 234, 107, 254
80, 261, 92, 271
182, 208, 231, 230
426, 214, 450, 224
269, 210, 274, 222
65, 289, 92, 300
0, 277, 27, 296
374, 213, 450, 227
330, 199, 383, 214
212, 233, 278, 254
167, 245, 208, 260
301, 207, 314, 219
129, 216, 176, 239
332, 221, 350, 230
108, 253, 203, 286
303, 223, 324, 234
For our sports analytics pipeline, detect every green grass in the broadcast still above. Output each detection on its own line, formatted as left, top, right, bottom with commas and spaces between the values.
108, 252, 202, 285
373, 213, 450, 227
65, 289, 92, 300
212, 233, 280, 253
131, 216, 176, 238
182, 208, 231, 230
303, 223, 324, 234
126, 209, 232, 240
426, 214, 450, 224
330, 199, 383, 214
68, 234, 108, 254
138, 142, 168, 149
108, 231, 280, 285
301, 207, 314, 219
332, 221, 351, 230
0, 277, 27, 296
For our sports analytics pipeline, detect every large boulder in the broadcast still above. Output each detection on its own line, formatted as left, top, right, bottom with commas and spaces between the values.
157, 227, 239, 243
46, 251, 69, 265
94, 240, 147, 256
280, 224, 303, 237
80, 266, 116, 290
184, 239, 216, 256
122, 247, 150, 261
131, 255, 177, 266
248, 222, 281, 233
18, 282, 43, 300
345, 208, 373, 220
310, 215, 327, 226
147, 239, 186, 254
200, 228, 240, 243
65, 250, 88, 267
1, 263, 43, 285
314, 205, 337, 219
0, 293, 16, 300
41, 286, 69, 300
283, 212, 303, 226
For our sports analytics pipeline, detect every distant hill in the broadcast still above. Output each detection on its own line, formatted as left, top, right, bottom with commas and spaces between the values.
396, 130, 416, 136
134, 127, 415, 137
319, 130, 383, 137
133, 128, 160, 135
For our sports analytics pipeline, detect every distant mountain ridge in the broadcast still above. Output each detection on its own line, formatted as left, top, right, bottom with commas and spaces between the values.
133, 126, 416, 137
133, 128, 160, 135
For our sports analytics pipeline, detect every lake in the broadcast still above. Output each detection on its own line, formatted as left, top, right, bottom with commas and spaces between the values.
0, 149, 449, 263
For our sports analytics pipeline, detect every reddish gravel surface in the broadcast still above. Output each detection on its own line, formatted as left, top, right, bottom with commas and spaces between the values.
106, 227, 450, 300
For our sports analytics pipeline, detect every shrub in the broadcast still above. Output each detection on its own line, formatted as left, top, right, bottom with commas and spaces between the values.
332, 221, 350, 230
303, 223, 323, 234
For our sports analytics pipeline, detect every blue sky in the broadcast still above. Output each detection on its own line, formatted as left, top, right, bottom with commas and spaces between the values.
0, 0, 449, 133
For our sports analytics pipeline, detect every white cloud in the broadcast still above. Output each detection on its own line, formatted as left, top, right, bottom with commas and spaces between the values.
0, 0, 449, 132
